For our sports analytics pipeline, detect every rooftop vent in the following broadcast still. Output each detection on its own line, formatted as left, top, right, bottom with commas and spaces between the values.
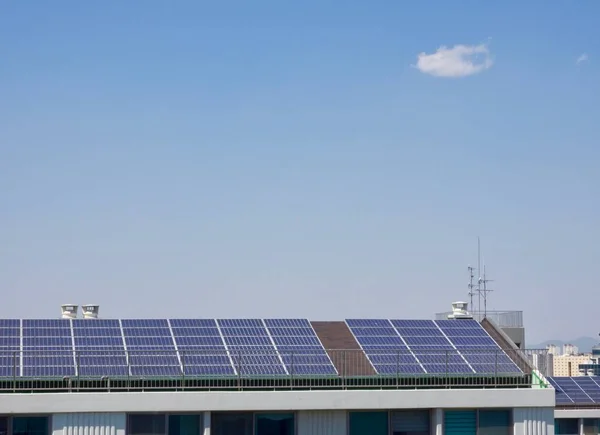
81, 304, 99, 319
447, 301, 474, 320
60, 304, 78, 319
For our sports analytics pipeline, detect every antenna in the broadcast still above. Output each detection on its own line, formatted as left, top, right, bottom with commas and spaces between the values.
468, 237, 495, 320
467, 265, 476, 311
480, 263, 494, 318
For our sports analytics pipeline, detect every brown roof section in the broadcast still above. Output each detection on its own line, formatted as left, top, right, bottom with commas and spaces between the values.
311, 321, 376, 376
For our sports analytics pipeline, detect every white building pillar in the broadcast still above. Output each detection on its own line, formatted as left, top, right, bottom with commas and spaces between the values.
203, 411, 211, 435
432, 409, 443, 435
579, 417, 584, 435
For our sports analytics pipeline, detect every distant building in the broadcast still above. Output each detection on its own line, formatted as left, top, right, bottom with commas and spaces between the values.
562, 343, 579, 356
553, 354, 591, 377
578, 344, 600, 376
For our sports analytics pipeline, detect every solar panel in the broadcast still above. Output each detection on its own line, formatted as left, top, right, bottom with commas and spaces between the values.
2, 317, 530, 380
345, 319, 425, 375
346, 319, 392, 328
549, 377, 594, 404
21, 320, 75, 378
72, 319, 120, 328
169, 319, 217, 328
171, 320, 234, 377
572, 377, 600, 402
264, 319, 311, 328
73, 321, 127, 378
434, 320, 522, 375
265, 320, 337, 376
217, 319, 286, 376
122, 319, 181, 377
548, 377, 576, 404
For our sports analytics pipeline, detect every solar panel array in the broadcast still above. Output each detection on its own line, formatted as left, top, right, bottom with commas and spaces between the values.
548, 376, 600, 405
346, 319, 522, 375
0, 318, 337, 378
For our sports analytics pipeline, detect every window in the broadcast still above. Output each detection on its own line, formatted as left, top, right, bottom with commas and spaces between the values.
478, 410, 511, 435
255, 413, 294, 435
12, 417, 48, 435
0, 418, 7, 435
391, 410, 430, 435
168, 415, 202, 435
211, 412, 253, 435
555, 418, 578, 435
128, 414, 166, 435
583, 418, 597, 435
349, 411, 389, 435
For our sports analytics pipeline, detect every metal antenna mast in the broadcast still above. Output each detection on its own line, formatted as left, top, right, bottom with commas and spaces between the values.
481, 263, 494, 318
467, 265, 476, 311
477, 237, 482, 314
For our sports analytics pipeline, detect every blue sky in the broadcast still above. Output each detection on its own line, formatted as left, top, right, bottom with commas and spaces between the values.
1, 0, 598, 344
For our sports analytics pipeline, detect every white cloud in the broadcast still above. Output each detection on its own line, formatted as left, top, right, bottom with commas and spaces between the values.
414, 44, 493, 78
576, 53, 589, 65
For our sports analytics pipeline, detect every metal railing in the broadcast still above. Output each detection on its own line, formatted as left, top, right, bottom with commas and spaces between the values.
0, 348, 547, 393
435, 311, 524, 328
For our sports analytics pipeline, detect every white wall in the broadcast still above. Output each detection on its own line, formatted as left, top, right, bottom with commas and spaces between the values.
52, 413, 126, 435
297, 411, 346, 435
514, 407, 555, 435
0, 388, 554, 414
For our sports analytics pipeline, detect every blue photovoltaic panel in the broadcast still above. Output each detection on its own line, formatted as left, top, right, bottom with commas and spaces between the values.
22, 319, 71, 328
0, 322, 20, 377
394, 327, 445, 337
434, 320, 522, 375
122, 319, 169, 328
175, 336, 224, 347
572, 377, 600, 402
268, 327, 315, 336
388, 320, 474, 375
549, 377, 594, 404
263, 319, 311, 328
346, 319, 392, 328
403, 336, 453, 347
73, 327, 122, 337
345, 319, 425, 375
218, 319, 264, 328
265, 320, 337, 376
73, 322, 127, 378
122, 320, 181, 377
0, 319, 19, 328
23, 328, 71, 337
22, 321, 75, 378
171, 319, 234, 377
171, 327, 220, 336
220, 327, 268, 337
217, 319, 287, 376
122, 327, 172, 337
350, 327, 398, 336
435, 319, 481, 329
169, 319, 217, 328
441, 328, 489, 337
390, 319, 438, 328
72, 319, 121, 328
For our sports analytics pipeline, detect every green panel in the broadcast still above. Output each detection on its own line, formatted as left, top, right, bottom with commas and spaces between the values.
255, 413, 295, 435
12, 417, 49, 435
444, 410, 476, 435
349, 411, 389, 435
479, 410, 511, 435
168, 415, 202, 435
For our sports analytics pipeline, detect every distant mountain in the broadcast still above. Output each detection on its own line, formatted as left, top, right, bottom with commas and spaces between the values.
530, 337, 599, 353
